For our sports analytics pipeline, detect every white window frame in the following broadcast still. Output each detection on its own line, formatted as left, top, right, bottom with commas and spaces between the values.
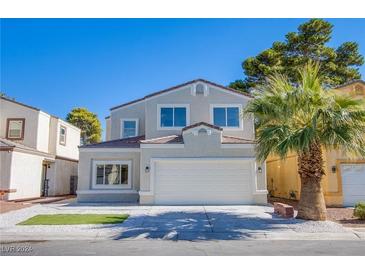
210, 104, 243, 130
59, 125, 67, 145
92, 160, 132, 189
157, 104, 190, 130
120, 118, 139, 138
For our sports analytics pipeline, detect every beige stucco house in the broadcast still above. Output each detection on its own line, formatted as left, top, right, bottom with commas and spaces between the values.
78, 79, 268, 204
0, 96, 81, 200
267, 80, 365, 207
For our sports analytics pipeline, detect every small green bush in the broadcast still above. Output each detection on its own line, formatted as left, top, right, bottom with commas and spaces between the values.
354, 202, 365, 220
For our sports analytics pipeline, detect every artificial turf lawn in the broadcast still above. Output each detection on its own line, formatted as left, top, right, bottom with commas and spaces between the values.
17, 214, 129, 225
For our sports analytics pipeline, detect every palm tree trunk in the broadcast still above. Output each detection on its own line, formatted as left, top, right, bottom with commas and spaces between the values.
296, 141, 327, 221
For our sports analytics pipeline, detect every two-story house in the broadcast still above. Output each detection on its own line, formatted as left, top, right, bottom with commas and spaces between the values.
78, 79, 267, 204
0, 96, 81, 200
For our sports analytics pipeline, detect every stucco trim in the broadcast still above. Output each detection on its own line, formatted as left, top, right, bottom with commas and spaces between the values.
13, 147, 55, 158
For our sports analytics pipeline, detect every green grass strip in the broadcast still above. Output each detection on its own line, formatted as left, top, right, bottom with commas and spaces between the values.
17, 214, 129, 225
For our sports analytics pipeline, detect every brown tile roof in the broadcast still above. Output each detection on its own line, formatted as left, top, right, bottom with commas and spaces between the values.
110, 78, 253, 111
80, 135, 145, 148
0, 138, 55, 156
221, 135, 255, 144
79, 133, 254, 148
141, 135, 183, 144
335, 79, 365, 89
182, 122, 222, 132
0, 139, 16, 150
141, 134, 254, 145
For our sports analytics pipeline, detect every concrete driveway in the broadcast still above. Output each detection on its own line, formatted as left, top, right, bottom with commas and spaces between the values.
0, 202, 360, 241
113, 205, 350, 240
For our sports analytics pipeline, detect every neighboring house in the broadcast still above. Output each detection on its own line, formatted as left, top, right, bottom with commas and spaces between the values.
267, 80, 365, 207
0, 96, 81, 200
78, 79, 268, 204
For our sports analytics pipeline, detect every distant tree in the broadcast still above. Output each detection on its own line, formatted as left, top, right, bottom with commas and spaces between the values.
66, 108, 102, 145
229, 19, 364, 92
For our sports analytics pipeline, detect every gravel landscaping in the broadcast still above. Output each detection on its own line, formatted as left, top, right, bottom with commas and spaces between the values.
269, 196, 365, 227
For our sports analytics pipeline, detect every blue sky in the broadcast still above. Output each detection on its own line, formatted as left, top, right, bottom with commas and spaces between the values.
1, 18, 365, 138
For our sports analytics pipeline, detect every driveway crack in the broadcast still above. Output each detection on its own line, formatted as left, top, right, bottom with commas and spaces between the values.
203, 206, 213, 232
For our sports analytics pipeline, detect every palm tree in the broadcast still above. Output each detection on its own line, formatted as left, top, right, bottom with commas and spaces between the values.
245, 63, 365, 221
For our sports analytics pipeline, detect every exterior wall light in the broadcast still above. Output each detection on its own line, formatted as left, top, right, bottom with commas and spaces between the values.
331, 166, 337, 173
145, 166, 150, 173
257, 166, 262, 173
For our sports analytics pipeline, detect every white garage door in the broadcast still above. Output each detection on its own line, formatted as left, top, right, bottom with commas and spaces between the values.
153, 158, 255, 205
341, 163, 365, 206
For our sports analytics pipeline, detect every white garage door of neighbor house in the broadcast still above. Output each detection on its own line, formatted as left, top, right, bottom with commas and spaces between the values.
153, 158, 255, 205
341, 163, 365, 206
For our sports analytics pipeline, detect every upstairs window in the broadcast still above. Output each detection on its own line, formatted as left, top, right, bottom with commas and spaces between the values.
212, 105, 241, 128
6, 118, 25, 140
158, 105, 189, 129
59, 126, 67, 145
121, 119, 138, 138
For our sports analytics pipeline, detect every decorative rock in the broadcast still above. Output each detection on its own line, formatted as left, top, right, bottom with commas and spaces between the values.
274, 202, 294, 218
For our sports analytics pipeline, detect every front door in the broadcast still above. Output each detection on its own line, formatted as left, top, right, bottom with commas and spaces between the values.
41, 163, 49, 197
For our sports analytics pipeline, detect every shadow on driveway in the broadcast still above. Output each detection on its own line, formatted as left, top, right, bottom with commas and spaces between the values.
95, 210, 304, 241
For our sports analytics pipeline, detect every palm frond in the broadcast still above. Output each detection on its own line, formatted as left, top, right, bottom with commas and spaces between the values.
245, 62, 365, 160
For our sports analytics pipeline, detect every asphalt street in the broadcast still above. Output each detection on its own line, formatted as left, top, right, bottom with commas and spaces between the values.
1, 239, 365, 256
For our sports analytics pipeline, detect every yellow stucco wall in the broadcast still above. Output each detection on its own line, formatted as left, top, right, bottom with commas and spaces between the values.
266, 81, 365, 206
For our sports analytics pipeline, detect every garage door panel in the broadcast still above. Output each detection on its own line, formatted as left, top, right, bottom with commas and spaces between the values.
341, 163, 365, 206
153, 159, 254, 205
155, 175, 251, 181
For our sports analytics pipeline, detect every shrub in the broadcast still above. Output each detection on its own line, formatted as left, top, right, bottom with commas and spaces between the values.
354, 202, 365, 220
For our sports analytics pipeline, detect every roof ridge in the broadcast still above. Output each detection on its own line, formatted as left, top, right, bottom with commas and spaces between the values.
182, 121, 222, 132
335, 79, 365, 89
80, 135, 145, 148
110, 78, 252, 111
